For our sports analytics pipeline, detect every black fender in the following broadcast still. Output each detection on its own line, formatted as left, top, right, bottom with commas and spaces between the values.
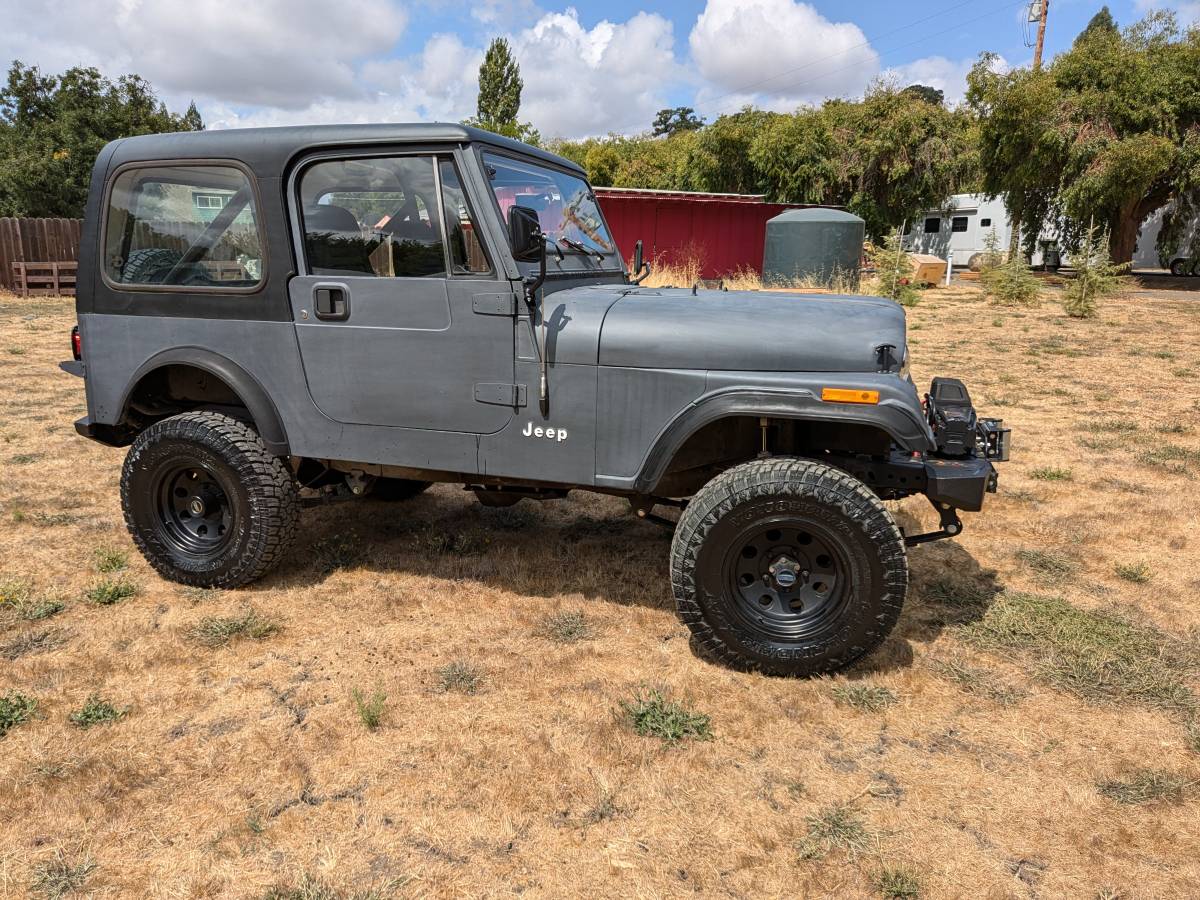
633, 387, 933, 494
120, 348, 290, 456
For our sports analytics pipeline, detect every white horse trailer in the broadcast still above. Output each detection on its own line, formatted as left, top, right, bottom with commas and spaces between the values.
904, 193, 1197, 273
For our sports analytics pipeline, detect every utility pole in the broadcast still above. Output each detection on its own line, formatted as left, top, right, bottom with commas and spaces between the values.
1032, 0, 1050, 69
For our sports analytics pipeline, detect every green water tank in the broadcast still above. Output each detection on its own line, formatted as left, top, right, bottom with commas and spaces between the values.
762, 208, 865, 287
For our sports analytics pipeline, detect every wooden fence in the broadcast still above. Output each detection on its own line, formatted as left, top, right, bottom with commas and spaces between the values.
0, 217, 83, 293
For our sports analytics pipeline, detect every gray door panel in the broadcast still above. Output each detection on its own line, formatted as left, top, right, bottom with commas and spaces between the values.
288, 275, 515, 433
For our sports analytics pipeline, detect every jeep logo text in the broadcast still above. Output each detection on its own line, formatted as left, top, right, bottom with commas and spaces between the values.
522, 421, 568, 442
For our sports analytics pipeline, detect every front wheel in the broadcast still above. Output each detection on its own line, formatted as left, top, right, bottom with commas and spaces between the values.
670, 457, 908, 676
121, 411, 299, 588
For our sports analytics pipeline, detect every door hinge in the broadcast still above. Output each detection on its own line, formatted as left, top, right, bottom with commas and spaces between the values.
472, 292, 517, 316
474, 383, 527, 407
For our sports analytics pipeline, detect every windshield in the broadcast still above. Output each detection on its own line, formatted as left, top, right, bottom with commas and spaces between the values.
483, 152, 615, 257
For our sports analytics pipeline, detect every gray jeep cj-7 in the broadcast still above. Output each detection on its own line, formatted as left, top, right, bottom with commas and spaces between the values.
62, 124, 1008, 676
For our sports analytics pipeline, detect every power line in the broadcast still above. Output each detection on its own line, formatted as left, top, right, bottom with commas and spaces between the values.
696, 0, 1029, 118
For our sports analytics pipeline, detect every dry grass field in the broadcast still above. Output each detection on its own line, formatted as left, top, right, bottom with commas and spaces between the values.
2, 285, 1200, 899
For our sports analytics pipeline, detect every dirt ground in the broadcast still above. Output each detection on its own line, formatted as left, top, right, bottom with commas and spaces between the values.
1, 286, 1198, 899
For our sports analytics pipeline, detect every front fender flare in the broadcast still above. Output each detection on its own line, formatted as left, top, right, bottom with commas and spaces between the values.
119, 348, 290, 456
632, 387, 932, 494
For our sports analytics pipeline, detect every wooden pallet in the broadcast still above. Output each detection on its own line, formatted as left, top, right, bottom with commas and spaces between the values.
13, 261, 77, 297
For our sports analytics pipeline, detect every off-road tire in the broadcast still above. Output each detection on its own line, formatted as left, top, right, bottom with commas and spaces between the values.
121, 411, 299, 588
671, 457, 907, 676
121, 248, 208, 286
369, 477, 432, 502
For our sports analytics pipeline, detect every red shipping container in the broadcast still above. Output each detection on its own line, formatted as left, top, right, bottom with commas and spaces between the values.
593, 188, 823, 279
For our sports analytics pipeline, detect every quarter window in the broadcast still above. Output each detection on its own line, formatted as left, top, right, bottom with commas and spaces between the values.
299, 156, 446, 278
439, 160, 490, 274
951, 216, 969, 233
104, 165, 264, 288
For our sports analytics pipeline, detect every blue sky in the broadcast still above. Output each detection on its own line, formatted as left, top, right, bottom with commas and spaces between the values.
1, 0, 1195, 138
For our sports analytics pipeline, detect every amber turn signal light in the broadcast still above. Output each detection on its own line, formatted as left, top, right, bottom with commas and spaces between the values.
821, 387, 880, 404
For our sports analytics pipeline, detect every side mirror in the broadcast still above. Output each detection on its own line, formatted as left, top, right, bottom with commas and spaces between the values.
629, 238, 651, 285
508, 206, 543, 261
633, 239, 643, 275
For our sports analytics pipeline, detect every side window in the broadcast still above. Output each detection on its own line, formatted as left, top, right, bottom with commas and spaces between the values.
923, 217, 941, 234
951, 216, 969, 233
299, 156, 445, 278
104, 165, 264, 288
980, 218, 992, 227
438, 160, 490, 274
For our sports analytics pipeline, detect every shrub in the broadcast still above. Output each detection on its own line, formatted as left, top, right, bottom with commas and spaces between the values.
1062, 223, 1129, 319
797, 803, 871, 860
437, 659, 484, 695
980, 234, 1040, 307
537, 609, 593, 643
870, 229, 921, 306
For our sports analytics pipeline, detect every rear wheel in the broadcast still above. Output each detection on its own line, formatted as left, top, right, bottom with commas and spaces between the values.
671, 457, 907, 676
1170, 258, 1190, 277
121, 411, 299, 588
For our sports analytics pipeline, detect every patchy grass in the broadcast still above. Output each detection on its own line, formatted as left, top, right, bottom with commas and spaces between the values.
1096, 770, 1196, 806
1015, 548, 1077, 583
0, 691, 37, 737
188, 608, 279, 648
68, 695, 127, 728
874, 866, 922, 899
930, 659, 1025, 706
0, 578, 64, 621
351, 686, 387, 731
536, 609, 593, 643
2, 627, 67, 660
436, 659, 484, 695
1114, 561, 1152, 584
93, 546, 128, 573
619, 689, 713, 744
965, 592, 1197, 712
832, 683, 898, 713
85, 577, 137, 606
797, 803, 871, 860
1029, 466, 1073, 481
29, 850, 97, 899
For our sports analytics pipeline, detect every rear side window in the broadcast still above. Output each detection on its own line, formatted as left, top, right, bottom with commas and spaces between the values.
104, 165, 264, 288
951, 216, 969, 233
298, 156, 446, 278
923, 217, 941, 234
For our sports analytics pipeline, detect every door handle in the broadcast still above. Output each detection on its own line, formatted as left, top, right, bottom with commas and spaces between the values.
313, 286, 350, 320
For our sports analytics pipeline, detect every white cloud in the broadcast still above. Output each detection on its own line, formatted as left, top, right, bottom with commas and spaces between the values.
1134, 0, 1200, 25
688, 0, 880, 114
0, 0, 407, 109
509, 9, 682, 138
882, 53, 1009, 106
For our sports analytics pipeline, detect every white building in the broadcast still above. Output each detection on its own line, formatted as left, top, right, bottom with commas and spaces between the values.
903, 193, 1196, 272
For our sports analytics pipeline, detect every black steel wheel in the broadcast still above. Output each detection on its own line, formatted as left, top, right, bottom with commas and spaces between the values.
121, 411, 299, 588
671, 457, 907, 676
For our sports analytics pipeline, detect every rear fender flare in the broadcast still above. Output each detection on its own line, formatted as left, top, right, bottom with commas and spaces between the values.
120, 348, 290, 456
633, 388, 932, 494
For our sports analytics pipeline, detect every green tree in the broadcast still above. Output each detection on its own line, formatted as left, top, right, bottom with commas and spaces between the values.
1062, 221, 1129, 318
969, 12, 1200, 263
468, 38, 539, 145
652, 107, 704, 137
0, 61, 202, 218
900, 84, 945, 106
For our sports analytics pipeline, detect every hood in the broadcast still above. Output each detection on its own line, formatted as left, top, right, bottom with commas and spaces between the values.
597, 287, 907, 372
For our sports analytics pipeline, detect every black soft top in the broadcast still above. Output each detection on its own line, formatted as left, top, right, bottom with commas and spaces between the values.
103, 122, 584, 176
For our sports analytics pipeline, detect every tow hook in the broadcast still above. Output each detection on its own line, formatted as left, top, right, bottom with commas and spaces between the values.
904, 500, 964, 547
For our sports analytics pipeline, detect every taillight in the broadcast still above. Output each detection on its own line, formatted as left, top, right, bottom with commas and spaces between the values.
71, 325, 81, 361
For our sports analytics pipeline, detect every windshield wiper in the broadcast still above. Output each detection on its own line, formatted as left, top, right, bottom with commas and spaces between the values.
558, 237, 605, 262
